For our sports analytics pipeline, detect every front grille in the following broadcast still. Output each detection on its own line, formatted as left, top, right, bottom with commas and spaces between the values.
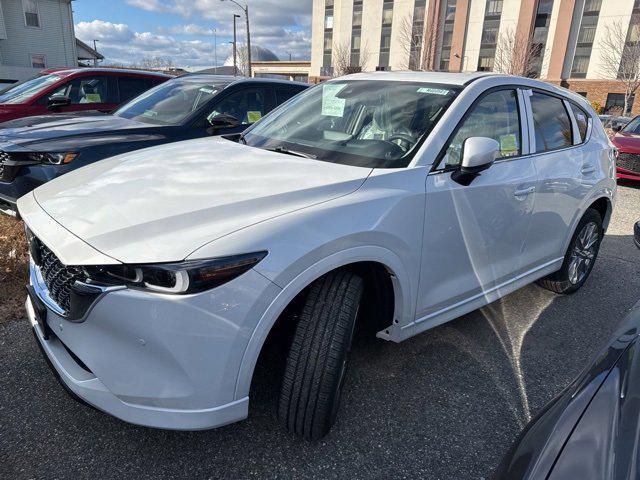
30, 235, 85, 315
617, 152, 640, 174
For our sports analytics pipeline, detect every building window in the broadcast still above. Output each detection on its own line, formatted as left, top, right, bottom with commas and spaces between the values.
478, 56, 494, 71
23, 0, 40, 27
322, 0, 334, 74
30, 54, 46, 68
378, 1, 394, 69
352, 0, 363, 27
486, 0, 503, 17
571, 55, 590, 77
529, 0, 554, 77
571, 1, 602, 78
409, 0, 426, 69
605, 93, 630, 115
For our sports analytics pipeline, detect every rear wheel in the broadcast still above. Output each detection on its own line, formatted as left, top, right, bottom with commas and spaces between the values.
537, 208, 603, 294
277, 270, 363, 440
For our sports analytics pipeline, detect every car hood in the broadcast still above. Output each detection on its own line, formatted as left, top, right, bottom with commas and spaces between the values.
32, 137, 372, 264
612, 132, 640, 154
0, 114, 161, 151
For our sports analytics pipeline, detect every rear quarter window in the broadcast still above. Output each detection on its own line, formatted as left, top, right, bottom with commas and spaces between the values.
530, 92, 573, 152
569, 103, 589, 143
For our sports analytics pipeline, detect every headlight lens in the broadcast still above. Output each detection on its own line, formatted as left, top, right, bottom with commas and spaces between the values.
83, 251, 268, 294
27, 152, 78, 165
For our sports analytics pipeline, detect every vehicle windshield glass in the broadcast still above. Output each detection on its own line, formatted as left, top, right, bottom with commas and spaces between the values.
0, 74, 62, 104
114, 77, 229, 125
622, 116, 640, 133
243, 80, 460, 168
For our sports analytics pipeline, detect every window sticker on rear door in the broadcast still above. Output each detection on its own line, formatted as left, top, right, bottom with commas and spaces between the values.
321, 84, 346, 117
84, 93, 102, 103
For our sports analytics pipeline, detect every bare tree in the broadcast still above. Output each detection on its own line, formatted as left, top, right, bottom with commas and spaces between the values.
138, 56, 174, 71
397, 15, 440, 71
235, 43, 250, 76
600, 15, 640, 116
493, 28, 542, 78
332, 41, 371, 76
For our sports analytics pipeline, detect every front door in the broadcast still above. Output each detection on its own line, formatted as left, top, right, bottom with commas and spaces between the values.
416, 88, 537, 325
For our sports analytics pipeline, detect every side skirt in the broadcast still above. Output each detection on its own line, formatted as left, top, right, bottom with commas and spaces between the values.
377, 257, 563, 343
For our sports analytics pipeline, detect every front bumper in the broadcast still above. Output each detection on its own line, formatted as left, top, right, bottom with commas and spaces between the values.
617, 166, 640, 181
26, 265, 280, 430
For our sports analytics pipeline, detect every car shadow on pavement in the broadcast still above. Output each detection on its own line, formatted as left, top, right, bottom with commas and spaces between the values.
1, 235, 639, 480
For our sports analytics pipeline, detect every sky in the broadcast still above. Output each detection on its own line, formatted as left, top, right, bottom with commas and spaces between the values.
73, 0, 312, 69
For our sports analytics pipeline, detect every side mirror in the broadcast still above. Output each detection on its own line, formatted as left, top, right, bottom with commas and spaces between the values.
207, 113, 240, 133
452, 137, 500, 186
613, 125, 623, 132
47, 95, 71, 110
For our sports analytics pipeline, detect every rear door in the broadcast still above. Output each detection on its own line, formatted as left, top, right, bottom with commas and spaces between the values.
418, 88, 537, 322
116, 76, 164, 105
519, 90, 587, 270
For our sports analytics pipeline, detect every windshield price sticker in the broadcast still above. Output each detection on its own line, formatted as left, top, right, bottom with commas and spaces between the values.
417, 87, 450, 96
199, 87, 215, 94
322, 84, 346, 117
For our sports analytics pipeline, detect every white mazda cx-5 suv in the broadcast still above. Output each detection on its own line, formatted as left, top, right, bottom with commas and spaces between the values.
19, 72, 616, 439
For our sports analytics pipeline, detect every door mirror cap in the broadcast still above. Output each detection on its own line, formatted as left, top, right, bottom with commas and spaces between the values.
207, 113, 240, 132
452, 137, 500, 186
47, 95, 71, 110
461, 137, 500, 172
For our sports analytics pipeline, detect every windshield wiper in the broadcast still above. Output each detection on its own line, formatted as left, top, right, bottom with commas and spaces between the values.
267, 146, 316, 159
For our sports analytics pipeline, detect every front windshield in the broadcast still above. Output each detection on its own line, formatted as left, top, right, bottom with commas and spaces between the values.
622, 116, 640, 133
0, 74, 61, 104
243, 80, 460, 168
114, 77, 229, 125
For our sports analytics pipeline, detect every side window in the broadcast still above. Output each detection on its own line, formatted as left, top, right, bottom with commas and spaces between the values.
50, 76, 110, 104
117, 78, 157, 103
275, 88, 301, 105
208, 88, 266, 125
444, 89, 521, 168
569, 103, 589, 143
530, 92, 573, 152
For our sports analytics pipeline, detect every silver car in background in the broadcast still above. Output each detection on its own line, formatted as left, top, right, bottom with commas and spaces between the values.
19, 72, 616, 439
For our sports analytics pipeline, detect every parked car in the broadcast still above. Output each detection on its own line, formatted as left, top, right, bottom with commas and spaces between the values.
604, 115, 632, 131
0, 75, 308, 215
19, 72, 616, 439
611, 115, 640, 181
0, 67, 170, 123
496, 293, 640, 478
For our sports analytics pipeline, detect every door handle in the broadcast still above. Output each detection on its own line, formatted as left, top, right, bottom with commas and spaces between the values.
514, 186, 535, 197
581, 164, 596, 175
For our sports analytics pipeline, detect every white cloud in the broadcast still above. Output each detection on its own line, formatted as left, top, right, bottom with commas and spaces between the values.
76, 20, 225, 67
125, 0, 312, 59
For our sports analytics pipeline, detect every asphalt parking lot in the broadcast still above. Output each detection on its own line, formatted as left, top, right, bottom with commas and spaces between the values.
1, 182, 639, 480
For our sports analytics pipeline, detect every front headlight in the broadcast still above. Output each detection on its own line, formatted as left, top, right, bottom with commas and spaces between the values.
27, 152, 78, 165
83, 252, 268, 294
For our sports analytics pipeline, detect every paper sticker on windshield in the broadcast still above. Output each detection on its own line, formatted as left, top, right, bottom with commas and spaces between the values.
417, 87, 450, 96
199, 87, 215, 94
247, 111, 262, 123
321, 84, 346, 117
500, 134, 519, 155
84, 93, 102, 103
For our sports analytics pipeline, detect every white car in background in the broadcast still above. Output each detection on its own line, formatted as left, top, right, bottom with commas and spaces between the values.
19, 72, 616, 439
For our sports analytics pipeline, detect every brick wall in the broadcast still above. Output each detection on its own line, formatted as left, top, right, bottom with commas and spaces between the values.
544, 78, 640, 116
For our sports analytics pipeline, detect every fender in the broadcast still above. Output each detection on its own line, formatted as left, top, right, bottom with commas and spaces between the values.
234, 245, 414, 400
561, 186, 614, 257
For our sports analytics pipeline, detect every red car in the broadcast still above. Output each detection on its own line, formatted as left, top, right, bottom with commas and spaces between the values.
611, 115, 640, 181
0, 68, 171, 123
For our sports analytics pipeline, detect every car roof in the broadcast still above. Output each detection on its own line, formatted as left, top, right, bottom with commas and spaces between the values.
339, 70, 497, 86
40, 67, 172, 79
179, 73, 309, 88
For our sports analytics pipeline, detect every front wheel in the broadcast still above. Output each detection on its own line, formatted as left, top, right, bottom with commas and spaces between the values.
537, 208, 603, 294
277, 270, 363, 440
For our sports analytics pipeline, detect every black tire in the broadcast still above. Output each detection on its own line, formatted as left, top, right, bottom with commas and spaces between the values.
278, 270, 364, 440
537, 208, 603, 294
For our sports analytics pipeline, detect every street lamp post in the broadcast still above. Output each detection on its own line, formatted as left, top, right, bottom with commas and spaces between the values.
221, 0, 252, 77
213, 28, 218, 70
92, 39, 100, 66
232, 14, 240, 76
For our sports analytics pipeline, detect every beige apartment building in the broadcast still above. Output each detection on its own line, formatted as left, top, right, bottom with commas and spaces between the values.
310, 0, 640, 115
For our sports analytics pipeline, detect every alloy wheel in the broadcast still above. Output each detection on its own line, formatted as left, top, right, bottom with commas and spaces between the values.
568, 221, 600, 285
